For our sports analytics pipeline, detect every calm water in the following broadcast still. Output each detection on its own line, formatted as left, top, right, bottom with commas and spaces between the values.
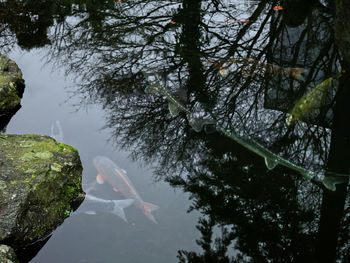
5, 51, 200, 263
1, 0, 350, 262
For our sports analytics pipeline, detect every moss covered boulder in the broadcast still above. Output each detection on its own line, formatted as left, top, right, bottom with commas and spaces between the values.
0, 54, 25, 114
0, 134, 83, 248
0, 245, 18, 263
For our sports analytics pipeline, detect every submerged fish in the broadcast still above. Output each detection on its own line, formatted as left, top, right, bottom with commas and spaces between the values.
50, 120, 64, 142
143, 72, 350, 190
76, 194, 134, 222
286, 70, 345, 126
93, 156, 159, 223
205, 58, 306, 82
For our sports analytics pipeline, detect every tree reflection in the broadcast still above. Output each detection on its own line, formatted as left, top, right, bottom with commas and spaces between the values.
0, 0, 118, 50
9, 0, 349, 261
170, 135, 320, 262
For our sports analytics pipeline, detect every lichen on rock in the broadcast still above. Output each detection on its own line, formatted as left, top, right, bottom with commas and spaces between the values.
0, 134, 83, 248
0, 244, 18, 263
0, 54, 25, 114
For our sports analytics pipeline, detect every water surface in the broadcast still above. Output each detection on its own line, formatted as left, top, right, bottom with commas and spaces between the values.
1, 1, 350, 262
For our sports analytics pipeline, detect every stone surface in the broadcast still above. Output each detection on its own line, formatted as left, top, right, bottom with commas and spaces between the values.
0, 134, 83, 248
0, 244, 18, 263
0, 54, 25, 114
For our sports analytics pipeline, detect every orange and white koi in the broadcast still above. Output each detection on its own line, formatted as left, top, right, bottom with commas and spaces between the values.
93, 156, 159, 223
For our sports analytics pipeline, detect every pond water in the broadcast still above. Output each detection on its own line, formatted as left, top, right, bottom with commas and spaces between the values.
5, 51, 200, 263
1, 0, 350, 262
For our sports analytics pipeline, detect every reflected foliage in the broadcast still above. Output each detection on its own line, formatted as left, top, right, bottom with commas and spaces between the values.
46, 0, 347, 178
43, 0, 350, 261
3, 0, 350, 262
169, 138, 319, 262
0, 0, 116, 50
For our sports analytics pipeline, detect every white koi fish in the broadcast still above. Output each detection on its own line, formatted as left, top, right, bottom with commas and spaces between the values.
76, 193, 134, 223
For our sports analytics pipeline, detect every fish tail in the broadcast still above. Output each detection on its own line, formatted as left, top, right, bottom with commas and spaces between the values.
112, 199, 134, 223
142, 201, 159, 224
289, 68, 306, 82
50, 120, 64, 142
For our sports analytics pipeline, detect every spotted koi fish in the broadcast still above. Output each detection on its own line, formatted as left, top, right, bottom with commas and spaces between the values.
286, 70, 345, 126
204, 58, 306, 82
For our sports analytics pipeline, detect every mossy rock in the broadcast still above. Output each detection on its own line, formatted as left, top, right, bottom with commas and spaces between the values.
0, 244, 18, 263
0, 54, 25, 114
0, 134, 83, 248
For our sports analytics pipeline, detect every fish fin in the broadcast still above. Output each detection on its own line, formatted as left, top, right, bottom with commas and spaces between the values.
50, 125, 54, 138
322, 176, 348, 191
50, 120, 64, 142
83, 181, 99, 193
96, 174, 104, 184
142, 202, 159, 224
112, 199, 134, 223
290, 68, 306, 82
121, 169, 127, 174
168, 102, 181, 117
143, 202, 159, 211
113, 186, 119, 192
264, 157, 278, 170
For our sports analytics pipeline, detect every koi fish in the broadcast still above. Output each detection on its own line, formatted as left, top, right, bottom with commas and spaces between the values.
50, 120, 64, 143
286, 71, 345, 126
204, 58, 306, 82
225, 18, 253, 24
76, 194, 134, 222
236, 19, 253, 24
93, 156, 159, 223
143, 72, 350, 191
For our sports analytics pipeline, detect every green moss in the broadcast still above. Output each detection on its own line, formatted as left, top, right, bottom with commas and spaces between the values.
34, 152, 54, 159
0, 135, 78, 175
60, 178, 82, 213
0, 55, 23, 112
0, 87, 21, 111
57, 142, 79, 154
0, 134, 83, 245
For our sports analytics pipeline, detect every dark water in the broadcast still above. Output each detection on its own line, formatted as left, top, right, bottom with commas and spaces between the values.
1, 0, 350, 262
